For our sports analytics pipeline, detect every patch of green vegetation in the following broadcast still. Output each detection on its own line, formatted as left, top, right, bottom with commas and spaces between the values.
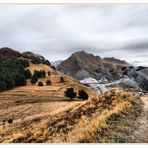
0, 59, 27, 92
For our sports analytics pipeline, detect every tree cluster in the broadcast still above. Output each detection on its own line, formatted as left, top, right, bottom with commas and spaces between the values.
30, 70, 46, 85
64, 87, 88, 101
34, 70, 46, 78
0, 59, 27, 92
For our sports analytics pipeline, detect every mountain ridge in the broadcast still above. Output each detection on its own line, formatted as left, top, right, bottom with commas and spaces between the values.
58, 50, 131, 81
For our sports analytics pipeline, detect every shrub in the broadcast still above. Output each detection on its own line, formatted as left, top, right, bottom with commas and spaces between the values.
64, 87, 77, 100
0, 81, 7, 92
46, 80, 51, 85
78, 89, 89, 101
42, 70, 46, 77
60, 76, 64, 83
32, 73, 38, 81
48, 71, 51, 76
31, 77, 37, 84
34, 70, 40, 78
7, 118, 13, 124
51, 65, 56, 70
24, 69, 32, 79
38, 82, 43, 86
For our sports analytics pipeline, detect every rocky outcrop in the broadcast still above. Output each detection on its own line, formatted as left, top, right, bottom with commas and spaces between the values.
123, 67, 148, 91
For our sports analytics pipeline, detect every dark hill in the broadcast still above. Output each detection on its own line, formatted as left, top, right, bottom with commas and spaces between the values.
0, 47, 21, 61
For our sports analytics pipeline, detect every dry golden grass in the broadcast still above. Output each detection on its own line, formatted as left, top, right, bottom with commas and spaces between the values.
0, 63, 138, 143
0, 63, 99, 143
26, 63, 56, 75
0, 87, 138, 143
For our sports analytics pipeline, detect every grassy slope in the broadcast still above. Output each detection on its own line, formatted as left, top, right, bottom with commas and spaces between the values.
0, 63, 142, 143
1, 88, 141, 143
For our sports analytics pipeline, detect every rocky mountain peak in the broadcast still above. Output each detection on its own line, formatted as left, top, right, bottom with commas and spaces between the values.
58, 51, 131, 81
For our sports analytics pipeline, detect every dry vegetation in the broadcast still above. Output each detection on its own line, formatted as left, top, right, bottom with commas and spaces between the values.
0, 63, 142, 143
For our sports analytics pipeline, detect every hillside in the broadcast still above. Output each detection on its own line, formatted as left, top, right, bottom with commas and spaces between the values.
0, 47, 21, 61
0, 88, 142, 143
0, 47, 144, 143
58, 51, 131, 81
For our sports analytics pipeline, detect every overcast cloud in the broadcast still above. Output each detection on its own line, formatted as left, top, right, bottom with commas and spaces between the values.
0, 4, 148, 66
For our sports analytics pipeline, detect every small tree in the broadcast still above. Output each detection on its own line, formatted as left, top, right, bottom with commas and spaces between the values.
60, 76, 64, 83
34, 70, 40, 78
51, 65, 56, 70
46, 80, 51, 85
78, 89, 89, 101
24, 69, 32, 79
42, 70, 46, 78
64, 87, 77, 101
31, 77, 37, 84
38, 82, 43, 86
32, 73, 38, 81
7, 118, 13, 124
48, 71, 51, 76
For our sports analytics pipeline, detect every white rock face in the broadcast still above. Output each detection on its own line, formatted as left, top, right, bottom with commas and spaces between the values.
80, 77, 98, 84
80, 76, 141, 93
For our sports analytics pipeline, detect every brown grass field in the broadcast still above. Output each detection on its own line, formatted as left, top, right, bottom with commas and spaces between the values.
0, 63, 141, 143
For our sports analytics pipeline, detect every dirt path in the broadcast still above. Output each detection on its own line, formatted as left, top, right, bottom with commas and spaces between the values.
132, 94, 148, 143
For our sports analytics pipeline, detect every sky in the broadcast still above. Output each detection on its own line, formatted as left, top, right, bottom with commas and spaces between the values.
0, 4, 148, 66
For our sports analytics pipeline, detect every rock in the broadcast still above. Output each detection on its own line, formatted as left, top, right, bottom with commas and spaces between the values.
124, 67, 148, 91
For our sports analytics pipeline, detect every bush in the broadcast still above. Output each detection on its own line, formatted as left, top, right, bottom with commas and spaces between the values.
51, 65, 56, 70
31, 77, 37, 84
24, 69, 32, 79
60, 76, 64, 83
7, 118, 13, 124
46, 80, 51, 85
34, 70, 40, 78
0, 81, 7, 92
78, 89, 89, 100
42, 70, 46, 78
48, 71, 51, 76
38, 82, 43, 86
32, 73, 38, 81
64, 87, 77, 100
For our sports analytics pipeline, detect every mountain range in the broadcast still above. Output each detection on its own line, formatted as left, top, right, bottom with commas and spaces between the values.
57, 51, 130, 81
57, 51, 148, 91
0, 47, 148, 92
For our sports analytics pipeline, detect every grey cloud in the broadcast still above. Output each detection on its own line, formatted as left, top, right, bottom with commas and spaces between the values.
0, 4, 148, 66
